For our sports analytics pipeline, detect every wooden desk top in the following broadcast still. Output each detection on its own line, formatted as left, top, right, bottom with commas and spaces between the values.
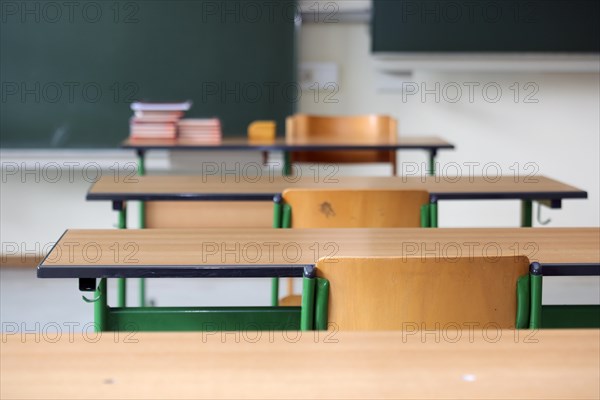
121, 136, 455, 150
38, 228, 600, 278
2, 330, 598, 399
87, 175, 587, 202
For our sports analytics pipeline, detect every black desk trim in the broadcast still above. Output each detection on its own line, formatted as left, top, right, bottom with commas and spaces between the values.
539, 263, 600, 276
87, 191, 588, 202
87, 193, 276, 201
37, 264, 314, 279
122, 143, 455, 151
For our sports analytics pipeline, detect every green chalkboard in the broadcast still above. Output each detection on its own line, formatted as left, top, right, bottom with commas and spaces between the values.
1, 0, 297, 148
373, 0, 600, 53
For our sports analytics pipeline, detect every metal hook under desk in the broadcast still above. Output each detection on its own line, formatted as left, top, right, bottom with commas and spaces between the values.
536, 202, 551, 225
81, 294, 101, 303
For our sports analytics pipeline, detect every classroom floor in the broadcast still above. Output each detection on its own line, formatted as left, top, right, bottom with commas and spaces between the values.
1, 268, 598, 331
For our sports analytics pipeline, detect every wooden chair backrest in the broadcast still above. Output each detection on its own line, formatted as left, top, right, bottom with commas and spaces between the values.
286, 114, 398, 165
316, 256, 530, 330
282, 189, 429, 228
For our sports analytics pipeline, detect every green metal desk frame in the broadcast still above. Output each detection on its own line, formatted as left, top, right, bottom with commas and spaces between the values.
520, 199, 557, 228
112, 152, 148, 309
137, 151, 147, 306
532, 262, 600, 328
85, 266, 318, 333
80, 261, 599, 332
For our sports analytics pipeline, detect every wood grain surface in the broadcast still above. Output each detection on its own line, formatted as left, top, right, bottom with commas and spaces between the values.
2, 330, 598, 399
40, 228, 600, 267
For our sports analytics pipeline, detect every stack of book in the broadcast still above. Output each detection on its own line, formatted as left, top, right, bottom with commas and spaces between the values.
177, 118, 222, 143
129, 101, 192, 140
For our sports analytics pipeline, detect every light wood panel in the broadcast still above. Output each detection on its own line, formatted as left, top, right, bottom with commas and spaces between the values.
2, 330, 598, 399
286, 114, 397, 171
317, 256, 530, 330
88, 175, 586, 198
0, 255, 43, 268
145, 201, 272, 228
40, 228, 600, 267
287, 114, 398, 143
283, 189, 428, 228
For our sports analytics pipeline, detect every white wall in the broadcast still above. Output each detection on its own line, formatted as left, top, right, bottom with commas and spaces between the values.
1, 152, 136, 259
1, 20, 599, 260
0, 150, 266, 256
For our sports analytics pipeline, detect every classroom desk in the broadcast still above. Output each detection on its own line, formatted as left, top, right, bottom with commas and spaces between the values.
121, 137, 455, 260
2, 330, 599, 399
37, 228, 600, 331
87, 174, 588, 307
37, 228, 600, 278
87, 175, 588, 227
122, 136, 455, 176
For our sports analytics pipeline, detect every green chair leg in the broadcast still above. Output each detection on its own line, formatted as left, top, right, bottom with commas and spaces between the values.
428, 150, 436, 176
429, 202, 438, 228
139, 278, 146, 307
271, 201, 292, 306
521, 200, 533, 227
273, 199, 282, 229
94, 278, 108, 333
271, 197, 283, 305
300, 276, 316, 331
117, 278, 127, 308
282, 204, 291, 229
515, 274, 530, 329
137, 150, 146, 229
283, 151, 291, 176
271, 278, 279, 306
137, 150, 148, 307
529, 263, 543, 329
314, 278, 330, 330
420, 204, 430, 228
117, 204, 127, 307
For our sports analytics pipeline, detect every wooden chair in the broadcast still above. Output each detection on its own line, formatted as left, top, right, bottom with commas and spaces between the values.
311, 256, 533, 330
286, 114, 399, 175
273, 189, 431, 306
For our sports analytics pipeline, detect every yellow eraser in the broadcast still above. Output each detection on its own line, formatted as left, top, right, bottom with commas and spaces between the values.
248, 120, 276, 142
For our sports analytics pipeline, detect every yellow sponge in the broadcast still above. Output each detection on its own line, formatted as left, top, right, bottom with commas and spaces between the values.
248, 120, 276, 142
